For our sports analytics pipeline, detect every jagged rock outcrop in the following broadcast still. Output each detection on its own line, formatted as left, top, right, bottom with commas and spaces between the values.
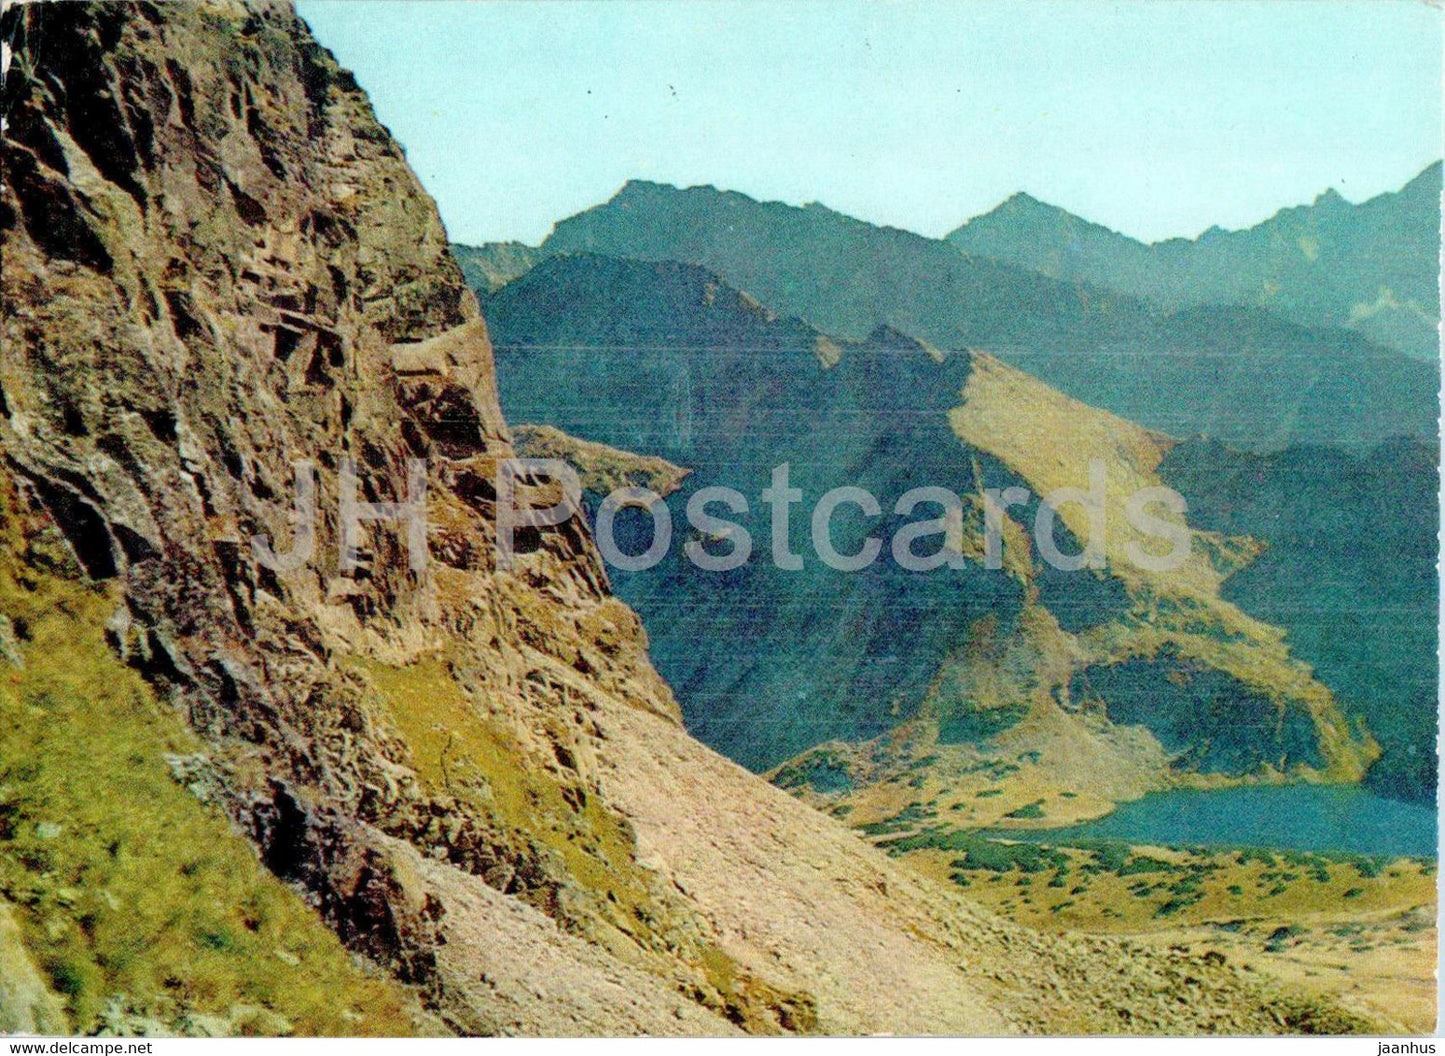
0, 0, 1377, 1036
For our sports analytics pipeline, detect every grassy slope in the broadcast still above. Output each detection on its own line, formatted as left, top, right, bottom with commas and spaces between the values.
950, 352, 1364, 777
357, 654, 668, 955
0, 492, 428, 1037
355, 649, 813, 1033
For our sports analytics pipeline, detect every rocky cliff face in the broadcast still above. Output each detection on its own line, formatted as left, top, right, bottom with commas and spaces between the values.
0, 0, 724, 1029
0, 0, 1375, 1036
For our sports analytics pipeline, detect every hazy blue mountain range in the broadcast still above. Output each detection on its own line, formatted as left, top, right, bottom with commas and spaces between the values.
466, 173, 1438, 807
455, 174, 1436, 452
454, 240, 545, 295
948, 162, 1441, 360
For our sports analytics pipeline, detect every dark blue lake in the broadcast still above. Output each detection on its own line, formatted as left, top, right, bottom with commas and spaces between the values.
998, 785, 1437, 859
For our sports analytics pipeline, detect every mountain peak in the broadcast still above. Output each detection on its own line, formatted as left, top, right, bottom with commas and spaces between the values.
612, 177, 685, 200
1002, 190, 1051, 209
861, 322, 927, 352
982, 190, 1070, 221
946, 190, 1138, 249
1399, 159, 1443, 198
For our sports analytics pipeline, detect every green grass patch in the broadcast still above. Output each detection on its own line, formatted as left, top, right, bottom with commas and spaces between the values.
0, 503, 421, 1035
857, 803, 935, 838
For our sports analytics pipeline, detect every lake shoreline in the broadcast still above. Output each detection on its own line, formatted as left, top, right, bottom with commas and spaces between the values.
988, 784, 1438, 859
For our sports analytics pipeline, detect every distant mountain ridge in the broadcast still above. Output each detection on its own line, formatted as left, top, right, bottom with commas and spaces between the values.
540, 178, 1144, 347
454, 174, 1436, 451
462, 174, 1439, 807
454, 241, 545, 295
948, 163, 1442, 360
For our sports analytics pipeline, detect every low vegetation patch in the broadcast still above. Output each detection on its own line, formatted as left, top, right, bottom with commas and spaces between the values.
0, 499, 421, 1036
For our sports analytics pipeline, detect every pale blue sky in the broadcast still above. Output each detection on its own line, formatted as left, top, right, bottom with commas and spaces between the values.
297, 0, 1442, 246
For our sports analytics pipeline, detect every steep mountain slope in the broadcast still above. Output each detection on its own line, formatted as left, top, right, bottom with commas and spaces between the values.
0, 0, 1362, 1037
773, 353, 1382, 830
458, 180, 1435, 449
489, 254, 994, 764
484, 254, 1375, 803
1158, 438, 1439, 804
947, 164, 1442, 360
0, 497, 439, 1036
0, 0, 726, 1032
